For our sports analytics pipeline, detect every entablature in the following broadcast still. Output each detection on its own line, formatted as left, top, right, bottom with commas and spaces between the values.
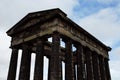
10, 17, 109, 58
7, 9, 111, 59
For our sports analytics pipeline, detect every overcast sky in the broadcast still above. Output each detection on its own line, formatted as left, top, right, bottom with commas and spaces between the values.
0, 0, 120, 80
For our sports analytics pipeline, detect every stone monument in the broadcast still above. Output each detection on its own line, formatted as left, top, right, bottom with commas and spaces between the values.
7, 8, 111, 80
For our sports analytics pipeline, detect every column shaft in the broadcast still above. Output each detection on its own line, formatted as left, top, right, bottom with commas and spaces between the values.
7, 48, 18, 80
104, 58, 111, 80
85, 48, 94, 80
76, 44, 84, 80
65, 39, 74, 80
74, 64, 76, 80
92, 52, 101, 80
99, 56, 106, 80
48, 57, 51, 80
34, 40, 44, 80
19, 45, 31, 80
49, 32, 62, 80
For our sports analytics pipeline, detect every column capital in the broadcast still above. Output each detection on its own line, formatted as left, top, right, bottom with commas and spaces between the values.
52, 31, 60, 39
104, 57, 109, 61
22, 44, 29, 48
62, 37, 72, 43
74, 42, 83, 49
36, 39, 44, 47
11, 47, 19, 50
11, 48, 19, 53
21, 44, 32, 52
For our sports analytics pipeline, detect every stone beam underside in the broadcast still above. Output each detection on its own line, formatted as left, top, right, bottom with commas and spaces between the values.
11, 25, 108, 58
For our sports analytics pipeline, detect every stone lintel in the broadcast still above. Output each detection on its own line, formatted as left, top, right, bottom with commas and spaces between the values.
11, 26, 108, 58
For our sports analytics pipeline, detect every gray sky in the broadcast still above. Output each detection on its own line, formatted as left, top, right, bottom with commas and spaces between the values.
0, 0, 120, 80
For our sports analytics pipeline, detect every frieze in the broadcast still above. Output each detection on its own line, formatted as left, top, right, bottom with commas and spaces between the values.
11, 18, 58, 42
57, 19, 108, 57
11, 22, 58, 47
11, 25, 108, 58
11, 18, 108, 58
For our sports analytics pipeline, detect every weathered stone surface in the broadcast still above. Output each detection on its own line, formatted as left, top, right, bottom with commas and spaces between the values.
64, 39, 75, 80
7, 48, 18, 80
84, 48, 94, 80
34, 40, 44, 80
19, 45, 31, 80
7, 8, 111, 80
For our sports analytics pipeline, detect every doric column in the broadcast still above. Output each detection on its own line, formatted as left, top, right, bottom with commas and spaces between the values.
34, 39, 44, 80
92, 52, 101, 80
104, 58, 111, 80
49, 32, 62, 80
64, 38, 74, 80
75, 44, 84, 80
99, 55, 106, 80
7, 48, 18, 80
48, 57, 51, 80
48, 56, 63, 80
74, 64, 76, 80
19, 44, 31, 80
84, 48, 94, 80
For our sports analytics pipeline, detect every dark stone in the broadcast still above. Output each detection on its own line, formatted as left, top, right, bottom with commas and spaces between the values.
6, 8, 111, 80
19, 45, 31, 80
48, 32, 62, 80
75, 44, 84, 80
84, 48, 94, 80
7, 48, 18, 80
99, 55, 106, 80
34, 40, 44, 80
65, 39, 75, 80
92, 52, 101, 80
